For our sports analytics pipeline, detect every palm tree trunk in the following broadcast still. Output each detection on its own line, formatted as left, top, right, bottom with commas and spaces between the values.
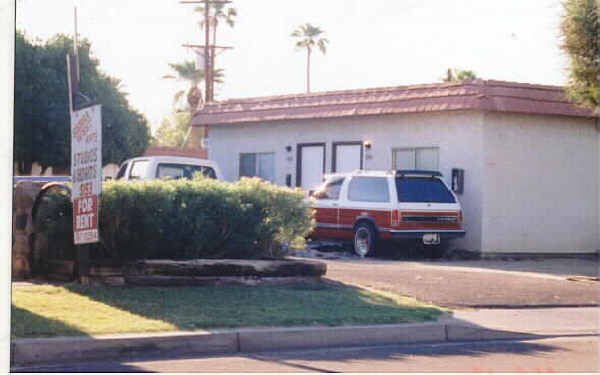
211, 18, 218, 100
306, 47, 311, 93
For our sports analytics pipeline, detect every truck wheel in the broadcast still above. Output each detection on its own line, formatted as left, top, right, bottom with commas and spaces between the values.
353, 222, 376, 258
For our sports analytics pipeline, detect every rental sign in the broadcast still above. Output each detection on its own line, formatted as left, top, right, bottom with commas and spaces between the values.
71, 104, 102, 244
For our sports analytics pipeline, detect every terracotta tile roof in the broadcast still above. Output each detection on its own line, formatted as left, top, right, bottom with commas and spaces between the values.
192, 80, 596, 126
144, 146, 207, 159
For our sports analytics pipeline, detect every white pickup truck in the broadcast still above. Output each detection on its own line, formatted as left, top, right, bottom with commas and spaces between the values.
114, 156, 223, 181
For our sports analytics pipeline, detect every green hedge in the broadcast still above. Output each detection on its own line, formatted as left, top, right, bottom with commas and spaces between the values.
36, 177, 313, 260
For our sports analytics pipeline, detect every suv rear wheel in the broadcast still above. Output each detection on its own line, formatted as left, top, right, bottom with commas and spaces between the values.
353, 222, 376, 258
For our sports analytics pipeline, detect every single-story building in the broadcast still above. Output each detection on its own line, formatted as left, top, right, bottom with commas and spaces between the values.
192, 80, 599, 256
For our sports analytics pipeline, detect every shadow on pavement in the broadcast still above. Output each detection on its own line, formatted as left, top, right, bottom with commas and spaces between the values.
11, 360, 152, 373
244, 337, 563, 372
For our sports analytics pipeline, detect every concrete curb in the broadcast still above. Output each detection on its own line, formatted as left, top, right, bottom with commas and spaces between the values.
11, 331, 238, 365
11, 323, 599, 366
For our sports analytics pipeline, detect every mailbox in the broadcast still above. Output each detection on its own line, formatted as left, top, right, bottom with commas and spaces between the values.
451, 168, 464, 194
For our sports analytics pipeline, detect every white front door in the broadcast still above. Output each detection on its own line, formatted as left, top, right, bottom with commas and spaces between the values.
335, 144, 362, 173
299, 144, 325, 191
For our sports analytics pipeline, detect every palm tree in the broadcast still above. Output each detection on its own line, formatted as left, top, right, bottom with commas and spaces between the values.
291, 23, 329, 93
195, 2, 237, 100
163, 60, 224, 112
163, 60, 205, 111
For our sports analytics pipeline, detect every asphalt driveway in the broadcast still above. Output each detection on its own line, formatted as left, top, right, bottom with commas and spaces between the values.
311, 257, 599, 308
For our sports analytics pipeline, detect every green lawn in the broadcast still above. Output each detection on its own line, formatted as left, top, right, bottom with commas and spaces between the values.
12, 283, 444, 338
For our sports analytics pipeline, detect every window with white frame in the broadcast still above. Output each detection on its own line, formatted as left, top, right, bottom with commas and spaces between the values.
239, 152, 275, 182
392, 147, 439, 171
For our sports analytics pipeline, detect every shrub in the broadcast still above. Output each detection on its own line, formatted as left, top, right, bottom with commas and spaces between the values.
233, 177, 314, 258
33, 178, 313, 261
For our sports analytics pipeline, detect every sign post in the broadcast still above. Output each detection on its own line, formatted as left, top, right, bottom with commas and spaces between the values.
68, 5, 102, 248
70, 104, 102, 245
67, 5, 101, 283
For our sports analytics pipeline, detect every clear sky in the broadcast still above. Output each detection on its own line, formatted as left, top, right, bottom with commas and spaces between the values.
16, 0, 568, 132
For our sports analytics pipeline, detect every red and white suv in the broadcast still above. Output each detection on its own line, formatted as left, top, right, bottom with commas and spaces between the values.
309, 170, 465, 257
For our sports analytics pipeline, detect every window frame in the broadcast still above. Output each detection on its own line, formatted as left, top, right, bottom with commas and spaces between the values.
391, 146, 440, 171
239, 152, 276, 182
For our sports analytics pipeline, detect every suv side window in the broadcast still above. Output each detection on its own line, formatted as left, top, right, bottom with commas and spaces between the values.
348, 176, 390, 202
314, 177, 344, 200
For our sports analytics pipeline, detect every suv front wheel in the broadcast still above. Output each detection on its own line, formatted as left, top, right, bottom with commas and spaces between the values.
353, 222, 376, 258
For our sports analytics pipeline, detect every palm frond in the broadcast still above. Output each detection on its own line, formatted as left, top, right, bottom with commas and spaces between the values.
292, 23, 328, 55
173, 90, 186, 109
317, 38, 329, 54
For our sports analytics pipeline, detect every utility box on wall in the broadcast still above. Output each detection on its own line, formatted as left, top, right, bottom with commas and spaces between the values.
452, 168, 464, 194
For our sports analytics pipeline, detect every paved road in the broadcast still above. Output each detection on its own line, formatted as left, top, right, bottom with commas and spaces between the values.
316, 258, 599, 308
13, 336, 598, 372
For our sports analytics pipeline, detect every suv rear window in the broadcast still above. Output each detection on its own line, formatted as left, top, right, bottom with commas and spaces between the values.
395, 177, 456, 203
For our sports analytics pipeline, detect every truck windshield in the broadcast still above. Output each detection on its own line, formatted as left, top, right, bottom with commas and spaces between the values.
395, 177, 456, 203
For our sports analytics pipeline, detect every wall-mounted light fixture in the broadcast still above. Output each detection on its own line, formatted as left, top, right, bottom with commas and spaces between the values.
364, 141, 372, 149
285, 145, 292, 152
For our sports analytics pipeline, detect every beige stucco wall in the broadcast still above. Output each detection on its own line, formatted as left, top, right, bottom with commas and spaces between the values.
481, 112, 598, 253
208, 111, 485, 252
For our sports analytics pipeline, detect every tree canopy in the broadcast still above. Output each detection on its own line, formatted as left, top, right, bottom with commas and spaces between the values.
14, 31, 150, 174
560, 0, 599, 111
152, 112, 192, 148
441, 68, 478, 82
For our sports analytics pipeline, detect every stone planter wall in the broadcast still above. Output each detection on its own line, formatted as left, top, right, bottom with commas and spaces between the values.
81, 259, 327, 287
